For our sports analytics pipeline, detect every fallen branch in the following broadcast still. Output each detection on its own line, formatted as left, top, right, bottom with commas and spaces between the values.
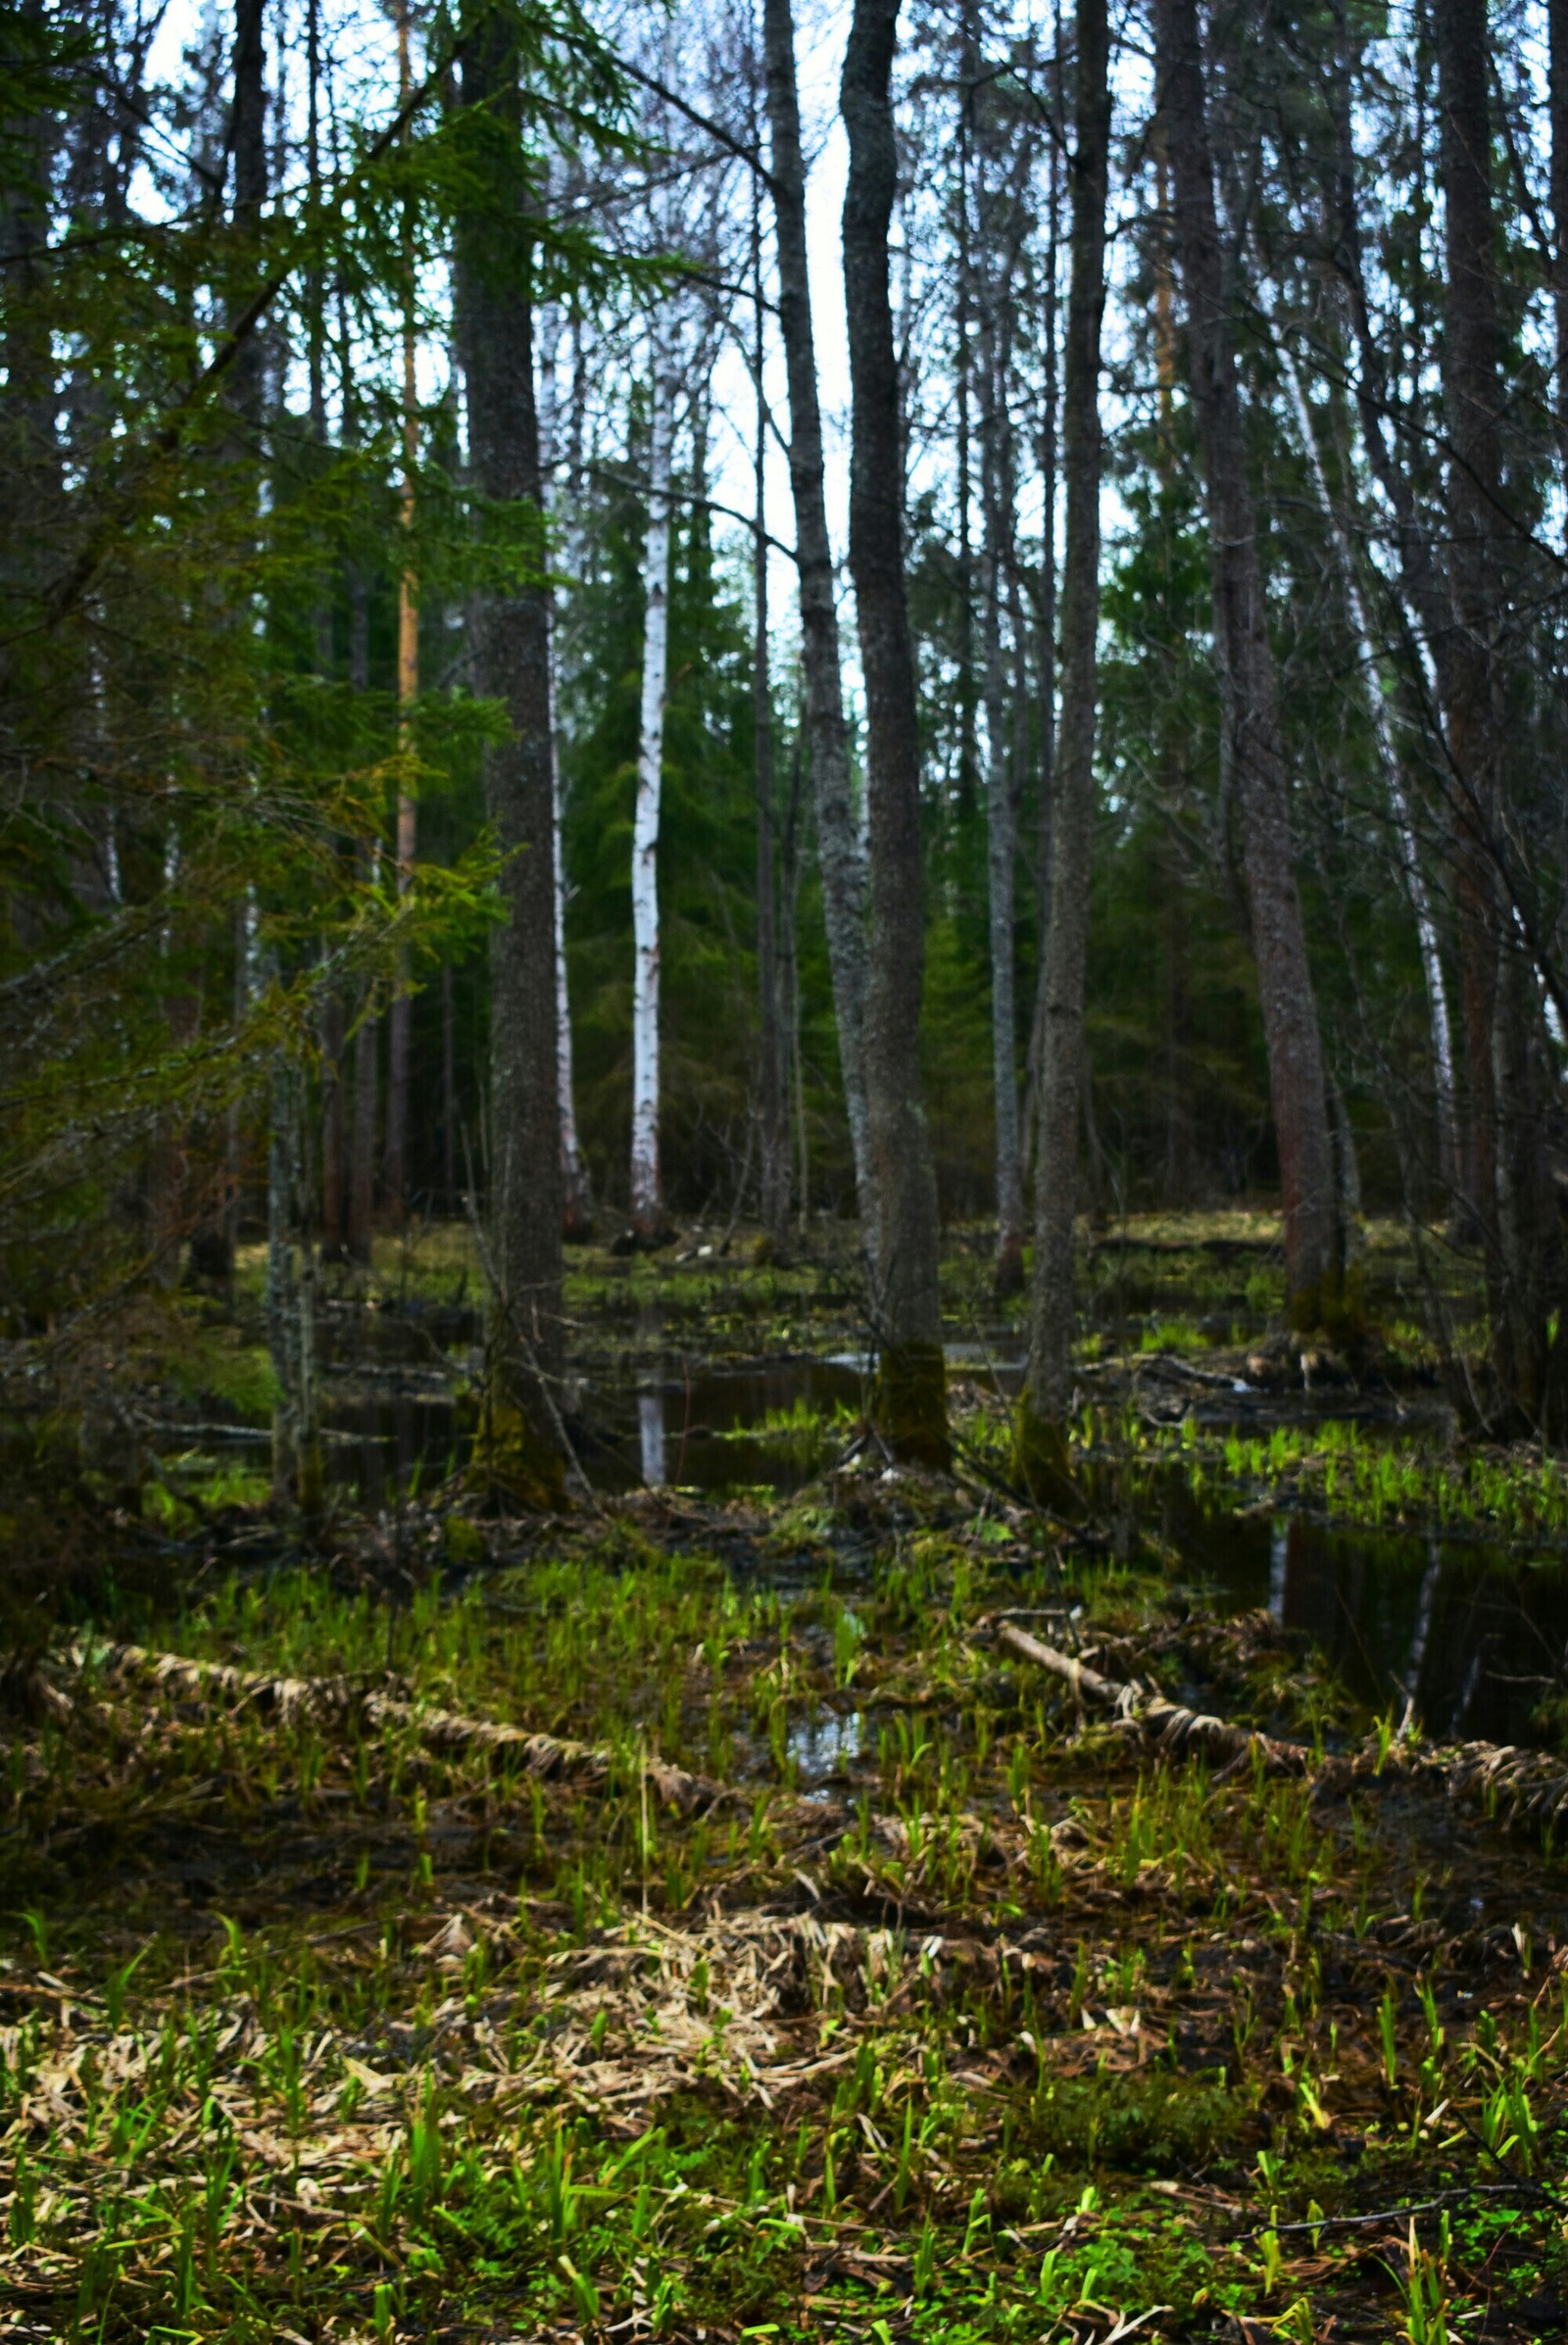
996, 1620, 1315, 1777
88, 1644, 726, 1816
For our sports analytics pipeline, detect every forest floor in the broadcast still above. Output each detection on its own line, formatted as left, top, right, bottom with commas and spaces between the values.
5, 1213, 1568, 2343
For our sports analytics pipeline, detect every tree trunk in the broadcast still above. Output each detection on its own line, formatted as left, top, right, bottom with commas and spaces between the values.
954, 5, 977, 823
1155, 0, 1344, 1327
752, 173, 788, 1247
1024, 113, 1060, 1152
630, 336, 672, 1244
267, 1044, 323, 1516
1434, 0, 1567, 1429
346, 570, 377, 1267
1273, 321, 1458, 1199
320, 987, 347, 1256
762, 0, 875, 1239
979, 290, 1023, 1294
228, 0, 268, 420
537, 296, 593, 1242
1551, 0, 1568, 472
552, 728, 593, 1238
1433, 0, 1502, 1250
779, 726, 808, 1229
1017, 0, 1109, 1489
383, 0, 419, 1224
841, 0, 948, 1465
441, 960, 458, 1214
456, 12, 565, 1501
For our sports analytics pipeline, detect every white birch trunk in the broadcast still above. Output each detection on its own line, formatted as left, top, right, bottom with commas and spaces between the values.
551, 718, 590, 1226
1275, 330, 1459, 1195
538, 298, 591, 1233
630, 336, 672, 1237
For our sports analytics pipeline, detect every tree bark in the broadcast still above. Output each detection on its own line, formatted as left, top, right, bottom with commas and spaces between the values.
456, 10, 565, 1500
762, 0, 875, 1238
383, 0, 419, 1224
1017, 0, 1109, 1486
347, 570, 377, 1267
441, 960, 458, 1213
536, 297, 593, 1242
320, 987, 347, 1255
268, 1049, 323, 1515
1272, 319, 1458, 1199
979, 278, 1023, 1294
1434, 0, 1567, 1429
1023, 111, 1059, 1156
227, 0, 268, 422
1433, 0, 1502, 1250
630, 336, 672, 1243
552, 728, 592, 1238
752, 163, 788, 1246
1155, 0, 1344, 1327
1551, 0, 1568, 473
841, 0, 948, 1465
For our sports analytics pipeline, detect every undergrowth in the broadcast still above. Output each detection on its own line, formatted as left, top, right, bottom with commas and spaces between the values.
4, 1478, 1568, 2342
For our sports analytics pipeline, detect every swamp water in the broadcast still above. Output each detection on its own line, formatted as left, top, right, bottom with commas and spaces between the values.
180, 1315, 1568, 1754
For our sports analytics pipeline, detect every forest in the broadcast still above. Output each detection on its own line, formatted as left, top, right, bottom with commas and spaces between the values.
8, 0, 1568, 2336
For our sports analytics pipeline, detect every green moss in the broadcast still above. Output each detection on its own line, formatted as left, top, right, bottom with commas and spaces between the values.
469, 1396, 567, 1510
1011, 1401, 1081, 1511
444, 1514, 487, 1566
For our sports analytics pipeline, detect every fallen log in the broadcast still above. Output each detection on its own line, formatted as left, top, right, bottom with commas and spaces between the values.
995, 1620, 1568, 1830
88, 1643, 725, 1816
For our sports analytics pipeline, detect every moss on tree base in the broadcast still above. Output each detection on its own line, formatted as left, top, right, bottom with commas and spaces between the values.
875, 1340, 951, 1469
470, 1397, 567, 1511
1011, 1403, 1082, 1512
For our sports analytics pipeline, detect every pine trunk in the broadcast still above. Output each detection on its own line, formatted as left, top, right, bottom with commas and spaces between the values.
841, 0, 948, 1465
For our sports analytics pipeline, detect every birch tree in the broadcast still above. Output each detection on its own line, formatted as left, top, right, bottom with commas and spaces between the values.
629, 330, 674, 1243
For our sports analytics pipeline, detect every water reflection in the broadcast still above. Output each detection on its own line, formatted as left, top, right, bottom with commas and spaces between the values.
786, 1708, 866, 1779
1188, 1495, 1568, 1746
636, 1302, 666, 1487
